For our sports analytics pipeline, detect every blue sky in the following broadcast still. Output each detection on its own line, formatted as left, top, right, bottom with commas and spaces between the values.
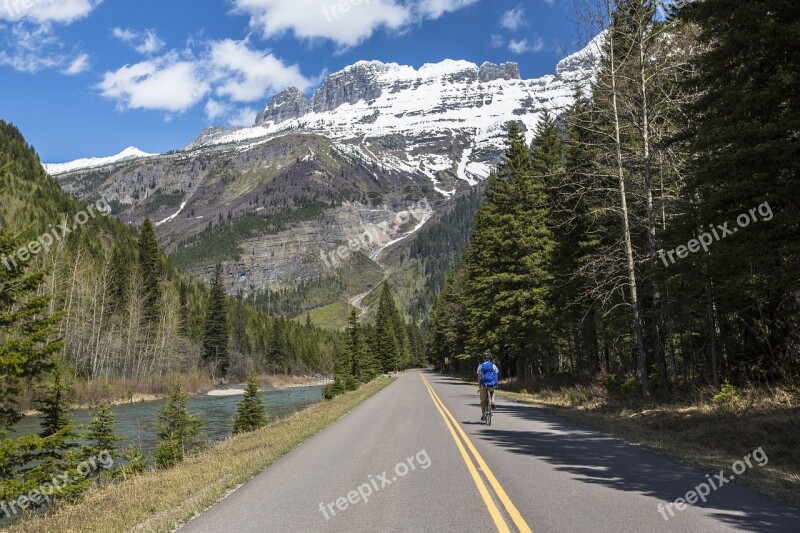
0, 0, 579, 163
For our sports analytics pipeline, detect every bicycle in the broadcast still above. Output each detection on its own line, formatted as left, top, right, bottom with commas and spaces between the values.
480, 386, 495, 426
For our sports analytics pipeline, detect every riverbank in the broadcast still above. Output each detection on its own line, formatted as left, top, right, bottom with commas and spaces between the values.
19, 373, 330, 415
496, 381, 800, 507
10, 376, 395, 533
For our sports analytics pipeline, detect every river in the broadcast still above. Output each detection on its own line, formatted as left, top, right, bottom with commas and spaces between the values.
9, 385, 323, 454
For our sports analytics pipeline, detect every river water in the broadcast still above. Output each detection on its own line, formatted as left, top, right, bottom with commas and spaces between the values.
9, 385, 323, 453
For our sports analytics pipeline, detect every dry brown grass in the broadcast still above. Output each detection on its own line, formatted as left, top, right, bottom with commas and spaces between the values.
18, 372, 215, 414
499, 382, 800, 506
18, 373, 333, 414
10, 377, 395, 533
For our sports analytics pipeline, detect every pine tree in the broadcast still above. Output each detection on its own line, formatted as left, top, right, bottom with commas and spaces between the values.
463, 120, 556, 376
389, 295, 411, 370
232, 373, 267, 434
38, 368, 74, 439
154, 385, 204, 468
266, 318, 288, 373
137, 218, 162, 324
85, 403, 125, 457
677, 0, 800, 379
203, 263, 230, 378
427, 267, 468, 372
109, 245, 131, 311
32, 368, 91, 503
406, 322, 425, 368
178, 280, 189, 335
346, 308, 364, 379
0, 228, 63, 431
373, 281, 400, 373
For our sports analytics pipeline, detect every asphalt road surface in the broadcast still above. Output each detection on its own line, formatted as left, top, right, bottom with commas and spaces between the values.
180, 371, 799, 532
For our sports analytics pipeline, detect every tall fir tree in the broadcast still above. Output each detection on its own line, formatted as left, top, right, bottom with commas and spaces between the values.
677, 0, 800, 379
373, 281, 400, 373
346, 308, 364, 379
137, 218, 162, 324
203, 264, 230, 378
463, 120, 556, 377
0, 228, 63, 431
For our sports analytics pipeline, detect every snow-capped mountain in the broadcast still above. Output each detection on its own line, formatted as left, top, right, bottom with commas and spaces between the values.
45, 146, 155, 176
50, 37, 601, 306
182, 38, 599, 194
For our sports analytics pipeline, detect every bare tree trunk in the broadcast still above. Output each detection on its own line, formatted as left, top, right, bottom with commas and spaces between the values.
705, 273, 721, 391
608, 21, 649, 395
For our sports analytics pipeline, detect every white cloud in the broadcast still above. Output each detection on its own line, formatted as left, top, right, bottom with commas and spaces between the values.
416, 0, 479, 19
204, 99, 230, 122
99, 38, 312, 125
97, 52, 210, 113
112, 28, 165, 55
112, 27, 136, 42
209, 39, 311, 103
500, 6, 526, 31
509, 37, 544, 54
63, 52, 90, 75
135, 30, 165, 54
0, 23, 64, 72
227, 106, 258, 127
0, 0, 102, 24
205, 99, 258, 127
489, 34, 504, 49
232, 0, 480, 47
0, 0, 99, 74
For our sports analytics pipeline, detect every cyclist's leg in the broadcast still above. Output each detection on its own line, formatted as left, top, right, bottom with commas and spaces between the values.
479, 386, 487, 417
490, 388, 496, 407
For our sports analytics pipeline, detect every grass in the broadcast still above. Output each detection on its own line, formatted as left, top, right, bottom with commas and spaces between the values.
495, 379, 800, 506
295, 301, 354, 331
10, 377, 395, 533
19, 372, 215, 414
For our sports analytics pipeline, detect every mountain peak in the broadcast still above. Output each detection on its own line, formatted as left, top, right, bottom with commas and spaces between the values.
44, 146, 154, 175
255, 87, 312, 127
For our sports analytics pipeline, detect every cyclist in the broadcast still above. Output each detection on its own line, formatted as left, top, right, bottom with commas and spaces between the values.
477, 352, 499, 422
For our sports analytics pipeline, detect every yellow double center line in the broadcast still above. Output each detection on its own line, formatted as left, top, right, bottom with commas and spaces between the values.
420, 373, 532, 533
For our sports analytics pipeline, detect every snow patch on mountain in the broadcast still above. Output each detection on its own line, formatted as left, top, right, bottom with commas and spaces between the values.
44, 147, 155, 175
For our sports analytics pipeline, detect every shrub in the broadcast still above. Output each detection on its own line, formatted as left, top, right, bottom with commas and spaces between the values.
601, 372, 624, 395
345, 374, 360, 392
711, 382, 742, 409
323, 376, 346, 400
567, 392, 589, 407
620, 377, 640, 396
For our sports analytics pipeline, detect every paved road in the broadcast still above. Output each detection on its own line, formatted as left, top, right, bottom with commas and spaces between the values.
181, 372, 799, 532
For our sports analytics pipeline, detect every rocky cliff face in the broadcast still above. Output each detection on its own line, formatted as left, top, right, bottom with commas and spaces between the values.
254, 87, 312, 126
